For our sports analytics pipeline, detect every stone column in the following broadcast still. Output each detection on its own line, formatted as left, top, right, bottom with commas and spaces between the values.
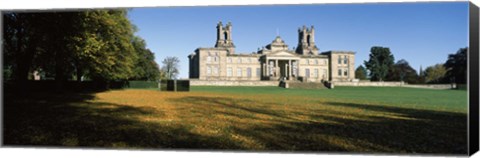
263, 63, 266, 77
275, 60, 279, 77
285, 63, 288, 79
288, 60, 292, 80
267, 60, 270, 76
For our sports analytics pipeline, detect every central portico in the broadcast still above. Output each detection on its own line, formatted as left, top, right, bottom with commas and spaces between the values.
261, 51, 300, 80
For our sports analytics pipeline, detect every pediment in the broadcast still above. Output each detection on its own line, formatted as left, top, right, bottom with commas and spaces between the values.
269, 51, 297, 57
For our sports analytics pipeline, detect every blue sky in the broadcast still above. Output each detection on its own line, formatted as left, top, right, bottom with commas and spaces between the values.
128, 2, 469, 79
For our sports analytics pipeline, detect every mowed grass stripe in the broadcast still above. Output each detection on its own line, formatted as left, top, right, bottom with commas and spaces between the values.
191, 86, 467, 113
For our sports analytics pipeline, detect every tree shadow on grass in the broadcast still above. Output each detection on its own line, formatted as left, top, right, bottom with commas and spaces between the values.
3, 92, 467, 155
168, 96, 467, 155
311, 102, 468, 154
3, 91, 245, 150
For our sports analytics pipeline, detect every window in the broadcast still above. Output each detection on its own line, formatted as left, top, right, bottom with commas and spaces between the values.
292, 61, 297, 76
323, 69, 327, 79
247, 68, 252, 77
256, 68, 261, 77
314, 69, 319, 78
247, 58, 252, 63
305, 69, 310, 78
344, 69, 348, 76
338, 56, 342, 64
207, 67, 211, 75
344, 55, 348, 64
227, 57, 232, 63
227, 67, 232, 77
215, 52, 219, 56
324, 60, 327, 65
214, 56, 218, 62
314, 60, 318, 65
213, 66, 218, 75
306, 60, 310, 65
338, 69, 342, 76
207, 56, 212, 62
237, 58, 242, 63
237, 68, 242, 77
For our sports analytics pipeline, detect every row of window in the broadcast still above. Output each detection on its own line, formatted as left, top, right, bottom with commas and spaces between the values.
338, 68, 349, 76
207, 56, 258, 64
226, 67, 261, 77
338, 55, 349, 64
227, 57, 256, 64
206, 56, 219, 63
305, 59, 327, 65
304, 68, 327, 78
206, 66, 219, 75
208, 67, 339, 78
207, 67, 261, 77
209, 57, 332, 66
208, 67, 331, 78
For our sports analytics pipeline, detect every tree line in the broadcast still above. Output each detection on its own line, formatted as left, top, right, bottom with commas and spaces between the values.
355, 46, 467, 84
3, 10, 161, 85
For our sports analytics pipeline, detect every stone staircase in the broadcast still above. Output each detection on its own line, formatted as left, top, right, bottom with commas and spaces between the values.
281, 81, 329, 89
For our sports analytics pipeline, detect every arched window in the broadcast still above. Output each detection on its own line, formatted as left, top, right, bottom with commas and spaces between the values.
224, 32, 228, 40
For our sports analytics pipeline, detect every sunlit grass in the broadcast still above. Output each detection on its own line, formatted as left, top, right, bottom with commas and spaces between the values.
4, 87, 468, 154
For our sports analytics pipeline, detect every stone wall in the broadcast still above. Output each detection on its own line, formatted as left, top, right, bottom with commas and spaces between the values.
190, 80, 278, 86
333, 81, 455, 89
333, 81, 405, 87
402, 84, 455, 89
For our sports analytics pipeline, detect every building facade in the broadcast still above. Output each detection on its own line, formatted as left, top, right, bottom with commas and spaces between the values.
188, 22, 355, 82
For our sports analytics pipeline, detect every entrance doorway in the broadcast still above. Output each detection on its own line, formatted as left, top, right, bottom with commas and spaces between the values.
278, 60, 289, 80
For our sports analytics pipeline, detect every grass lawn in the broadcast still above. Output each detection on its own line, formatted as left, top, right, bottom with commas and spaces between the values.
4, 86, 467, 154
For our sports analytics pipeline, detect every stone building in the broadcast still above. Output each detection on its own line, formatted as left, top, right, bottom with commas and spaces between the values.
188, 22, 355, 82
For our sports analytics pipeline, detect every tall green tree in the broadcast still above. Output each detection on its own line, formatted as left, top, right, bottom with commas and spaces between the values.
3, 10, 141, 84
364, 46, 395, 81
424, 64, 447, 83
444, 47, 467, 84
355, 65, 368, 80
72, 10, 137, 81
131, 36, 160, 81
386, 59, 418, 83
3, 13, 45, 82
161, 56, 180, 79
